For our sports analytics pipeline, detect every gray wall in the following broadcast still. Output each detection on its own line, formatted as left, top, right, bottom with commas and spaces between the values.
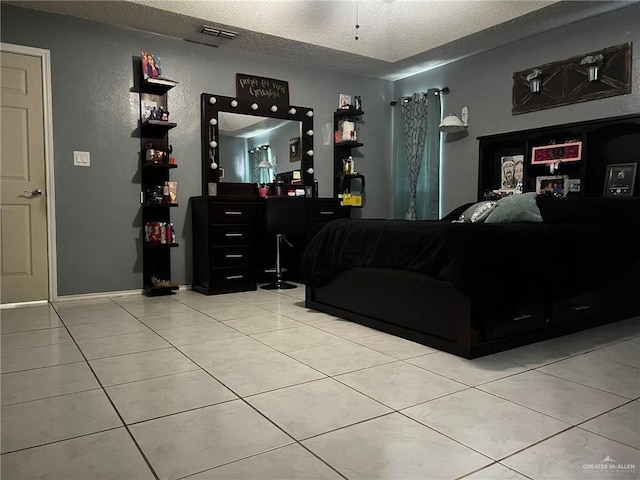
395, 3, 640, 216
3, 3, 637, 296
1, 4, 393, 295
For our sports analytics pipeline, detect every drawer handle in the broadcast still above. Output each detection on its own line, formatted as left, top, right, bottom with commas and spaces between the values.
572, 305, 591, 311
226, 275, 244, 280
224, 211, 243, 215
512, 314, 533, 322
319, 211, 335, 215
225, 254, 243, 259
225, 233, 243, 237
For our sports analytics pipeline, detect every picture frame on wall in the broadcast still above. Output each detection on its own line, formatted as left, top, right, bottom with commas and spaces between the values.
289, 137, 301, 162
603, 163, 637, 197
531, 141, 582, 165
536, 175, 569, 197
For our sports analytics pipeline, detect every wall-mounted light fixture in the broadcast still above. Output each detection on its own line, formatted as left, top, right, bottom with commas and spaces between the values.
526, 68, 543, 94
581, 54, 604, 82
439, 106, 469, 133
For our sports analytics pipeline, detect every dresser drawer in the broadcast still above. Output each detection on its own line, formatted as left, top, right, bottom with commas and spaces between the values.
210, 267, 256, 293
308, 203, 346, 223
209, 202, 253, 224
210, 224, 253, 246
211, 246, 254, 267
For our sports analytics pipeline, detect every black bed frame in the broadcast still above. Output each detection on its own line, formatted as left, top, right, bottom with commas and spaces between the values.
306, 264, 639, 359
307, 115, 640, 358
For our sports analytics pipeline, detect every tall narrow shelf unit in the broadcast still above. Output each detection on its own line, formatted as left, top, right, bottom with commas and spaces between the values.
139, 77, 179, 294
333, 109, 364, 207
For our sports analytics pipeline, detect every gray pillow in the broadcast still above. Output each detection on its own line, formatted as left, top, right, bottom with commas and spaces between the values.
485, 192, 543, 223
456, 200, 497, 223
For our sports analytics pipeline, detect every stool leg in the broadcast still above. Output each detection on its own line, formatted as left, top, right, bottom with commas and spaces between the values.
261, 234, 296, 290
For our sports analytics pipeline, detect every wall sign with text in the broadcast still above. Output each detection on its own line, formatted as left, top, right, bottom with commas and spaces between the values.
236, 74, 290, 108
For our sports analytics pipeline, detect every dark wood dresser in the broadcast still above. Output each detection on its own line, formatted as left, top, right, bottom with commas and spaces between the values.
191, 196, 347, 295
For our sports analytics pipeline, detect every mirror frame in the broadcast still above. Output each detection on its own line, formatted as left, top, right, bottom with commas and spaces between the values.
201, 93, 314, 195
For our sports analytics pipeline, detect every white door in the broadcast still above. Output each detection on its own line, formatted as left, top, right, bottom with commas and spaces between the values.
1, 51, 49, 303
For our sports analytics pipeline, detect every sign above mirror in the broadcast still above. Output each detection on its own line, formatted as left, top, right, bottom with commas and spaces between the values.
236, 74, 290, 110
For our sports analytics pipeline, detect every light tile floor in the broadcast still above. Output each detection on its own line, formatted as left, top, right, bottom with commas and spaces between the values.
1, 286, 638, 480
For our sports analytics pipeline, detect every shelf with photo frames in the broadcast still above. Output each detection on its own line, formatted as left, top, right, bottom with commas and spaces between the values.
477, 114, 640, 199
333, 107, 365, 208
139, 52, 179, 294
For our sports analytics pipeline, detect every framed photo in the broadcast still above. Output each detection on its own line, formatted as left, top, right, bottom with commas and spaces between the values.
567, 178, 581, 193
500, 154, 524, 190
141, 51, 163, 80
339, 94, 352, 109
141, 99, 157, 119
603, 163, 637, 197
536, 175, 569, 197
531, 141, 582, 165
289, 137, 301, 162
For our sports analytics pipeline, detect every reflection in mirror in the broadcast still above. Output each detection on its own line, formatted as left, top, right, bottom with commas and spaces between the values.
250, 145, 272, 185
218, 112, 301, 184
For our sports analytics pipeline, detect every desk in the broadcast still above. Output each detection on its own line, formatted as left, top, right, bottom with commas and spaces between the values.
191, 196, 348, 295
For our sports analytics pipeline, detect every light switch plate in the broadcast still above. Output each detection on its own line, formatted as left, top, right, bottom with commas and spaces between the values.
73, 151, 90, 167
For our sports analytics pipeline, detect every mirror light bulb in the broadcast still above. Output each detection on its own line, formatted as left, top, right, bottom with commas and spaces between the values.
210, 162, 218, 169
208, 97, 216, 104
209, 141, 217, 148
251, 103, 258, 110
307, 167, 314, 174
270, 105, 278, 112
306, 130, 313, 136
306, 150, 314, 156
306, 111, 314, 117
209, 118, 217, 126
230, 100, 238, 107
288, 108, 297, 115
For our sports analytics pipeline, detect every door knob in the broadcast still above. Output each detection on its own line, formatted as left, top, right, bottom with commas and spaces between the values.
24, 189, 43, 197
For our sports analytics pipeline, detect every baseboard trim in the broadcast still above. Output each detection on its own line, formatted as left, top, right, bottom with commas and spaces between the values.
53, 285, 190, 303
1, 300, 50, 309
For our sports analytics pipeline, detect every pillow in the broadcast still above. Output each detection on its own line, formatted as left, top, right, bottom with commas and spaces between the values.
455, 200, 497, 223
485, 192, 543, 223
443, 202, 475, 221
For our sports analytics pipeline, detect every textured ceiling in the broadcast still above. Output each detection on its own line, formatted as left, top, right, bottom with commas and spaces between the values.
133, 0, 557, 63
5, 0, 630, 80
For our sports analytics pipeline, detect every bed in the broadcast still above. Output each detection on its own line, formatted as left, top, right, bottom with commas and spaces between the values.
302, 195, 640, 358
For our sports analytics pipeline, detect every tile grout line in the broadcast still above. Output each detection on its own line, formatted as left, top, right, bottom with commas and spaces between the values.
50, 302, 162, 480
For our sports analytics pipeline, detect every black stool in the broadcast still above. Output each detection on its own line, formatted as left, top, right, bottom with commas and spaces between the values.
261, 196, 307, 290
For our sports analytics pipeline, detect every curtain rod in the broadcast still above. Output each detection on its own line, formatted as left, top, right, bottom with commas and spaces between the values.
390, 87, 449, 106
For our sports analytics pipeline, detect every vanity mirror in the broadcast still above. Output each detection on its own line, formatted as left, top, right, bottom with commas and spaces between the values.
201, 93, 314, 196
218, 112, 300, 184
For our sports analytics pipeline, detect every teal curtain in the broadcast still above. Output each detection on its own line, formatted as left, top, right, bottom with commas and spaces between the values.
249, 146, 272, 184
394, 89, 441, 220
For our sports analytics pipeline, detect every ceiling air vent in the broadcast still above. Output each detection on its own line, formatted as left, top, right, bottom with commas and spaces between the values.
200, 26, 237, 40
185, 26, 237, 47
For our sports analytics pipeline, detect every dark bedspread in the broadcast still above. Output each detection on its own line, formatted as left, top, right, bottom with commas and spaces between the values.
301, 217, 640, 326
